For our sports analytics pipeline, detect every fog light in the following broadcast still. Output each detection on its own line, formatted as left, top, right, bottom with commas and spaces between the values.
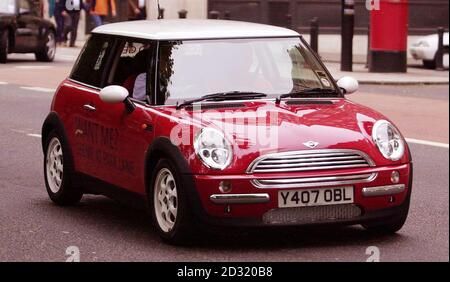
219, 180, 232, 193
391, 171, 400, 184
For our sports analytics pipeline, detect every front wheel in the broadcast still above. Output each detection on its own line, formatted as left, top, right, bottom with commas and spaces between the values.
0, 30, 9, 64
35, 30, 56, 62
44, 131, 82, 205
149, 159, 196, 245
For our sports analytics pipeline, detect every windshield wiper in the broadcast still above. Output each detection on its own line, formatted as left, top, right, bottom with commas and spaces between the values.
276, 88, 339, 104
176, 91, 267, 109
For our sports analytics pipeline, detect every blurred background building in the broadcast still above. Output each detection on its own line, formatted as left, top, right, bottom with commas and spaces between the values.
40, 0, 448, 35
205, 0, 449, 35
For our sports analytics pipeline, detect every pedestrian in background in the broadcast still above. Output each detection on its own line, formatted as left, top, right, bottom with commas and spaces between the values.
63, 0, 84, 47
128, 0, 146, 21
88, 0, 117, 28
53, 0, 66, 45
47, 0, 55, 18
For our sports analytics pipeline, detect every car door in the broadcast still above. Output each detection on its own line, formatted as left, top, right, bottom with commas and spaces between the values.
69, 35, 155, 195
14, 0, 39, 51
90, 38, 156, 195
67, 34, 117, 185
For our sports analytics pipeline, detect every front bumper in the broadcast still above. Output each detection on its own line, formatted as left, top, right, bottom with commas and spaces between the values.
191, 163, 412, 227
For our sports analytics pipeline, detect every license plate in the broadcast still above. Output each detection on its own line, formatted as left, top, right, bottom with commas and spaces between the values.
278, 187, 354, 208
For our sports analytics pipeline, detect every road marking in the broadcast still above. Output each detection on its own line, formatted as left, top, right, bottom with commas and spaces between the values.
27, 134, 42, 138
20, 86, 55, 93
406, 138, 449, 149
15, 65, 52, 70
0, 81, 8, 85
59, 55, 77, 60
11, 129, 27, 134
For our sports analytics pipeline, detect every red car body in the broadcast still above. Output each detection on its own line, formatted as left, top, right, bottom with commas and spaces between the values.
42, 20, 412, 243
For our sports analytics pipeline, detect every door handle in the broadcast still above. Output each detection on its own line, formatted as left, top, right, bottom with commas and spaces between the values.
83, 104, 96, 112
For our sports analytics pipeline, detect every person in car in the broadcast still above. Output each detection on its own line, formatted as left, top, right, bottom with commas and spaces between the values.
125, 48, 150, 101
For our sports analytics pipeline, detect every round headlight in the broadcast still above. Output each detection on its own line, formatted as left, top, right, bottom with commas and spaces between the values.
372, 120, 405, 161
194, 128, 232, 170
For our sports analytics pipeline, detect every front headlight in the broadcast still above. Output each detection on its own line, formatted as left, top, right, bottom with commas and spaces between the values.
194, 128, 232, 170
372, 120, 405, 161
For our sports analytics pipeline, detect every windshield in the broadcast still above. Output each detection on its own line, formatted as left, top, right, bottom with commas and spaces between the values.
158, 37, 339, 105
0, 0, 15, 14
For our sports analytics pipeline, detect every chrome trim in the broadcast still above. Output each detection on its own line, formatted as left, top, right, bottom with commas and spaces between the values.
83, 104, 96, 112
362, 184, 406, 197
252, 173, 378, 189
247, 149, 375, 174
210, 193, 270, 204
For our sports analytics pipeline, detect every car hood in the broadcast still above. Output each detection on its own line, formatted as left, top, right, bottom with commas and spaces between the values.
154, 98, 409, 173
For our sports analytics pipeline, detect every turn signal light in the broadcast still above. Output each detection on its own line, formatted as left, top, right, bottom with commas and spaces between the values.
219, 181, 232, 193
391, 171, 400, 184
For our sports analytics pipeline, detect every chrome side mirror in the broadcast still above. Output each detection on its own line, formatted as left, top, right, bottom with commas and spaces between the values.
337, 76, 359, 95
100, 85, 135, 113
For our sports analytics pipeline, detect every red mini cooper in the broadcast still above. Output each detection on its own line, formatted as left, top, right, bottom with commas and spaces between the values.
42, 20, 412, 244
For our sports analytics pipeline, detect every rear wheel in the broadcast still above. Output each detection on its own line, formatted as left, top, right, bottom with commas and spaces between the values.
44, 130, 82, 205
35, 30, 56, 62
0, 30, 9, 64
149, 159, 195, 245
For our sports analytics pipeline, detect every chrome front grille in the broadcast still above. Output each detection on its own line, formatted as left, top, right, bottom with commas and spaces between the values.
247, 149, 374, 174
263, 204, 362, 225
252, 173, 377, 188
248, 149, 376, 188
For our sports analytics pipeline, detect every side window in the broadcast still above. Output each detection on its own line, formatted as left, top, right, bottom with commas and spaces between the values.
71, 35, 115, 88
108, 39, 154, 103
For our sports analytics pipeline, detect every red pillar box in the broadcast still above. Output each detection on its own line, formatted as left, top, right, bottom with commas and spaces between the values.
369, 0, 408, 73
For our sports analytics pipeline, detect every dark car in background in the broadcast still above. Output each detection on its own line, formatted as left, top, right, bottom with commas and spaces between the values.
0, 0, 56, 63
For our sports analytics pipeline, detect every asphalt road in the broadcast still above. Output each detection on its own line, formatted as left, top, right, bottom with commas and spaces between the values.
0, 51, 448, 262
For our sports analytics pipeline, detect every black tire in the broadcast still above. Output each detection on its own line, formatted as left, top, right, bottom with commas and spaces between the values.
35, 30, 56, 62
149, 158, 196, 245
44, 130, 82, 206
0, 30, 9, 64
362, 197, 410, 234
423, 58, 436, 69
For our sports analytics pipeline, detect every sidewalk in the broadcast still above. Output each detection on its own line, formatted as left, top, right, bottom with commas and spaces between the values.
325, 62, 449, 85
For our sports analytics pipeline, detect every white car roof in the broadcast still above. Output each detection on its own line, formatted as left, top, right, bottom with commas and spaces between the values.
92, 19, 300, 41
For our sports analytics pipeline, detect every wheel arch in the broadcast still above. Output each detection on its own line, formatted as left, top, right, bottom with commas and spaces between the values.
144, 137, 205, 219
41, 112, 69, 153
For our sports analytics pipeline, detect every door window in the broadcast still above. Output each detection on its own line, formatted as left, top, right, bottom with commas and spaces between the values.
108, 39, 155, 103
71, 35, 115, 88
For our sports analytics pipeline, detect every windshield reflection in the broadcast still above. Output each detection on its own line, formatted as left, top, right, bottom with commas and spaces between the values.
158, 38, 337, 105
